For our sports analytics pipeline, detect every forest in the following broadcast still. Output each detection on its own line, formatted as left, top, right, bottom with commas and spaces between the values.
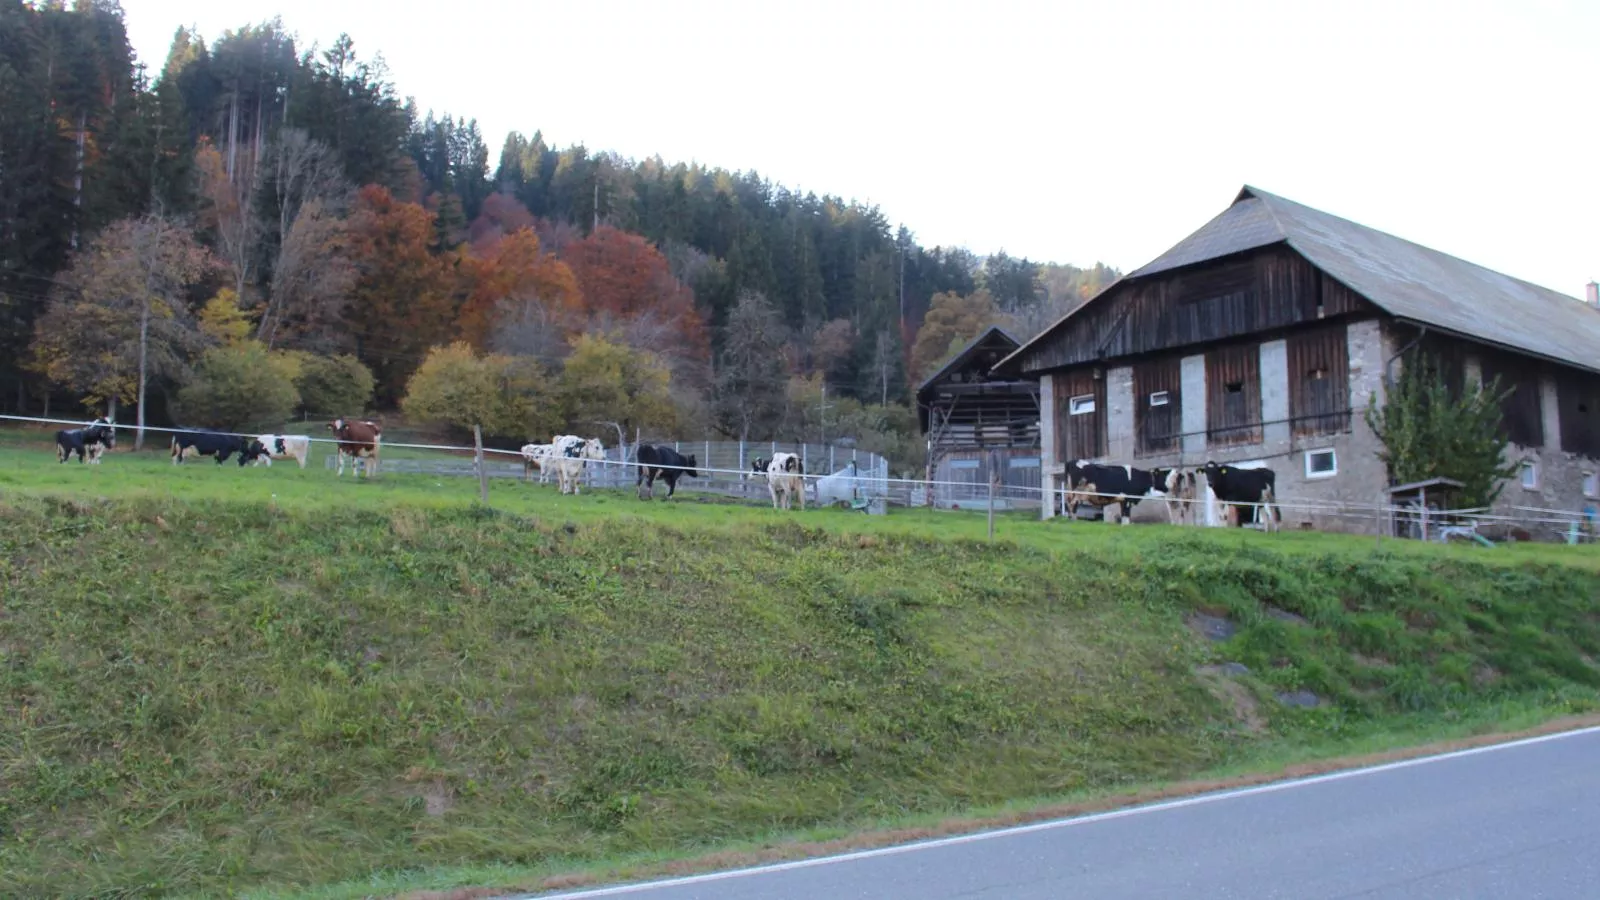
0, 1, 1120, 473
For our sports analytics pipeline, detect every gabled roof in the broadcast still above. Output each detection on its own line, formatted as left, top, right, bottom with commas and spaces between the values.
1000, 185, 1600, 375
916, 325, 1022, 395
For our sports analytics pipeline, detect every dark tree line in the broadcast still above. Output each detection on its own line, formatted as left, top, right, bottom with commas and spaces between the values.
0, 1, 1119, 436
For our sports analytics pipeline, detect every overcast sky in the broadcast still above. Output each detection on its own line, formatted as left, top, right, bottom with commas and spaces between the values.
122, 0, 1597, 298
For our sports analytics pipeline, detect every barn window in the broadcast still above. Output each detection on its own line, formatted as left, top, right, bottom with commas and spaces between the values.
1585, 472, 1599, 499
1305, 448, 1337, 479
1149, 391, 1170, 407
1288, 326, 1351, 436
1520, 460, 1539, 490
950, 459, 980, 469
1207, 343, 1262, 447
1008, 457, 1040, 469
1068, 395, 1096, 416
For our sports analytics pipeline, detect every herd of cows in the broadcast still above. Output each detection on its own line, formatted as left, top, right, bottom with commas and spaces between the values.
1059, 458, 1283, 531
49, 417, 1283, 527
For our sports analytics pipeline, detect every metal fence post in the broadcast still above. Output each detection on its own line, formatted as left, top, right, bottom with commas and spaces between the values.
473, 425, 489, 505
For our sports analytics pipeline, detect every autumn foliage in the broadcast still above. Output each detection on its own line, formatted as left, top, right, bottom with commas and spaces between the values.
455, 227, 580, 350
343, 185, 457, 403
561, 226, 709, 360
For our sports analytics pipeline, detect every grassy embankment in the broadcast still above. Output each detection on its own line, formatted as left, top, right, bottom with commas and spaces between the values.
2, 425, 1599, 898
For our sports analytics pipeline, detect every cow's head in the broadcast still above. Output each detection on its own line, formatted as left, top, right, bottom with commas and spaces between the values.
751, 457, 768, 475
683, 454, 699, 478
240, 440, 266, 465
783, 455, 801, 474
1201, 461, 1227, 482
328, 418, 345, 435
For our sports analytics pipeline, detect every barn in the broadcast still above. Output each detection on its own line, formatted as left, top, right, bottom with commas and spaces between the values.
996, 185, 1600, 533
917, 325, 1042, 509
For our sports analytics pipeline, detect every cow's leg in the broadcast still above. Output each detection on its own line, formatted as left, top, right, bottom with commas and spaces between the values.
1120, 499, 1133, 526
798, 479, 806, 511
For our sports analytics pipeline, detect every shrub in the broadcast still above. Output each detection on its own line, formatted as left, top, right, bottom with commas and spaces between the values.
175, 342, 301, 429
402, 341, 557, 439
295, 353, 376, 417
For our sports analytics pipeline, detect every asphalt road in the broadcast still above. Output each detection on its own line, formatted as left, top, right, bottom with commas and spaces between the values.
525, 726, 1600, 900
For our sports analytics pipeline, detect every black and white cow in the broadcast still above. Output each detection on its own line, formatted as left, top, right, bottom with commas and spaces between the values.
170, 429, 253, 465
749, 457, 770, 477
1061, 460, 1159, 525
636, 444, 700, 500
55, 418, 116, 464
1201, 461, 1281, 533
1149, 466, 1198, 525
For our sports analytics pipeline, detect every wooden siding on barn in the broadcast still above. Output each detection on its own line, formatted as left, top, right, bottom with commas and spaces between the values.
1017, 246, 1373, 373
1287, 325, 1352, 436
1133, 357, 1182, 456
1206, 342, 1262, 447
1557, 370, 1600, 457
1055, 369, 1106, 461
1479, 349, 1545, 448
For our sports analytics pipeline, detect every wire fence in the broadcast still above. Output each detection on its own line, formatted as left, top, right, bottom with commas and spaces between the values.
5, 413, 1599, 545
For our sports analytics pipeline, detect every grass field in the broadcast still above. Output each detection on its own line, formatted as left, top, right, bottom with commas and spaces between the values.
3, 424, 1600, 898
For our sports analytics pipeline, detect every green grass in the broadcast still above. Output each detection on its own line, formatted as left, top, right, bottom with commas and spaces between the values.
2, 425, 1599, 898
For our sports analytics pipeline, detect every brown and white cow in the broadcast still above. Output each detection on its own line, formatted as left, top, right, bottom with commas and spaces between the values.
327, 418, 381, 477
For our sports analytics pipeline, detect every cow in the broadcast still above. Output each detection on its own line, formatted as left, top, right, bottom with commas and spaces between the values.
171, 429, 253, 465
519, 443, 554, 482
55, 418, 115, 464
552, 437, 605, 495
1201, 461, 1282, 533
242, 434, 311, 469
327, 418, 382, 477
1150, 466, 1198, 525
1061, 460, 1158, 525
766, 452, 806, 510
636, 444, 699, 500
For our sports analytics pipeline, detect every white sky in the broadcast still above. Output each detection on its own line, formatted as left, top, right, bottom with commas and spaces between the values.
122, 0, 1598, 298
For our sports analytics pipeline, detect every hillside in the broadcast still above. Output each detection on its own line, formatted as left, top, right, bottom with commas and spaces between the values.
2, 434, 1600, 897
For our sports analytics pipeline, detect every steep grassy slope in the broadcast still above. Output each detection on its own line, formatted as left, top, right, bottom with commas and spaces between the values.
1, 430, 1599, 897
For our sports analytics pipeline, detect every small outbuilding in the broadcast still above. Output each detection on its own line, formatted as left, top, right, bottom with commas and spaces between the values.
916, 326, 1042, 509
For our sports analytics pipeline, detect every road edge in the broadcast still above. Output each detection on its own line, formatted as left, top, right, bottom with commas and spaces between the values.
396, 712, 1600, 900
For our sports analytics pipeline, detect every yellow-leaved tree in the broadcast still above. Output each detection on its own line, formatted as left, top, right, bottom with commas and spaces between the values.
401, 342, 559, 440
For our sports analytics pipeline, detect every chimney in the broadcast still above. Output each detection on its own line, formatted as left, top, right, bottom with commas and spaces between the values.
1588, 281, 1600, 308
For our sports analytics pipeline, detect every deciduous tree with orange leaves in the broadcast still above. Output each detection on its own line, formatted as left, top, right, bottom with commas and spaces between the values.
455, 226, 581, 353
343, 184, 457, 404
561, 225, 709, 367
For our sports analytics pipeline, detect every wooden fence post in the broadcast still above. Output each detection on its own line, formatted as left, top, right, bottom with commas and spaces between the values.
474, 425, 489, 505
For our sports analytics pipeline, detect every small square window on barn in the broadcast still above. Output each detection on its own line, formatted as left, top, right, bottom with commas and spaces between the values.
1520, 460, 1539, 490
1149, 390, 1170, 407
1305, 448, 1337, 479
1069, 394, 1096, 416
1585, 472, 1599, 499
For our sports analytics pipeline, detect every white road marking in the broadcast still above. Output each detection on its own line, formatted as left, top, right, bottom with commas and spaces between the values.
518, 724, 1600, 899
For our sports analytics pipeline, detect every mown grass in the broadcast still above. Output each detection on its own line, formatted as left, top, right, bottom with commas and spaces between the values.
2, 425, 1599, 897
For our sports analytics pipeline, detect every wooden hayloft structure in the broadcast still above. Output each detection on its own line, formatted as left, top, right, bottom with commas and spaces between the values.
916, 326, 1042, 508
